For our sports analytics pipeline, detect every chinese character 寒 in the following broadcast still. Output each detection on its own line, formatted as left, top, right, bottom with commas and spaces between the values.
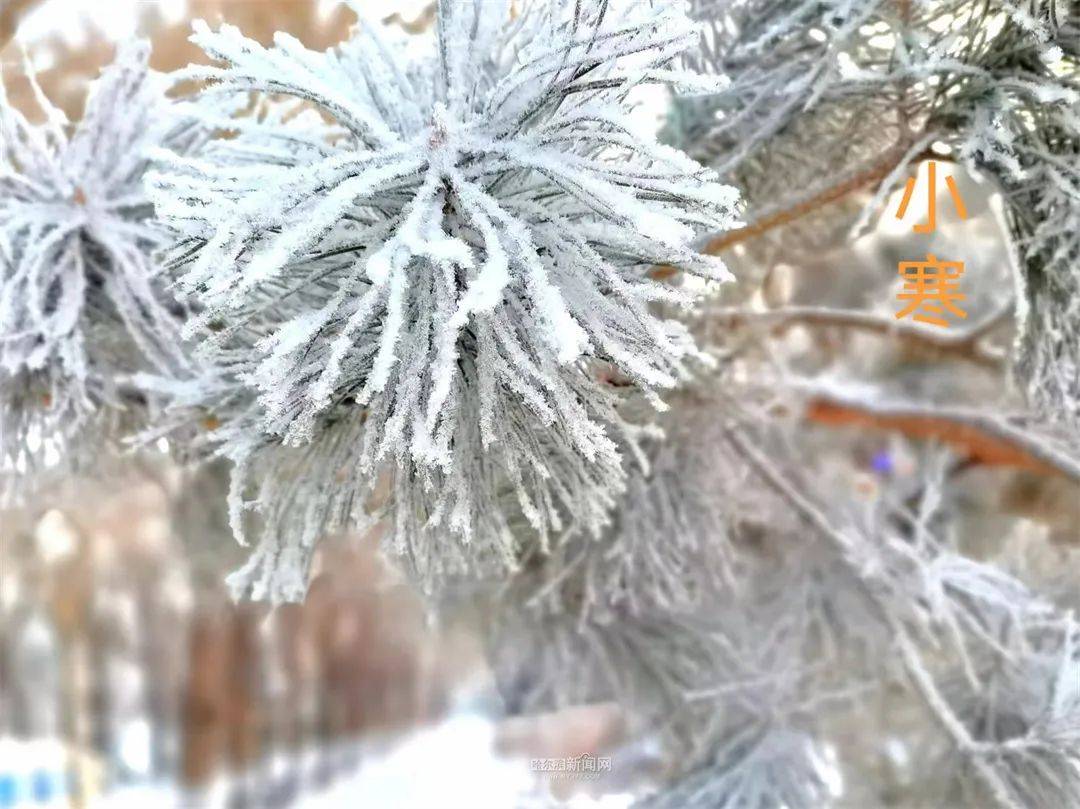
896, 254, 967, 328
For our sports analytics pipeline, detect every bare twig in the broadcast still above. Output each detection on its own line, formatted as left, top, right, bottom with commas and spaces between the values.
710, 301, 1011, 370
703, 144, 925, 255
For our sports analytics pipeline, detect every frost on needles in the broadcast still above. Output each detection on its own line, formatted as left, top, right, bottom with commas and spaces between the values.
671, 0, 1080, 425
146, 0, 739, 600
0, 42, 199, 498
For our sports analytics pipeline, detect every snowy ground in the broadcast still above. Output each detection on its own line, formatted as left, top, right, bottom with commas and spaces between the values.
75, 711, 635, 809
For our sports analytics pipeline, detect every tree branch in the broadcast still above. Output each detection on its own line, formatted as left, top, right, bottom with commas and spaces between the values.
703, 143, 924, 255
648, 141, 934, 279
723, 427, 1025, 809
801, 386, 1080, 483
710, 302, 1010, 370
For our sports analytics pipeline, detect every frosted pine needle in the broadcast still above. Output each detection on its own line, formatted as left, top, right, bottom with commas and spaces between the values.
0, 41, 198, 497
672, 0, 1080, 419
147, 0, 738, 597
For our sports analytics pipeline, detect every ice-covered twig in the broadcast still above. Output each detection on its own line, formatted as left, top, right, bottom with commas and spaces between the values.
723, 425, 1028, 809
709, 301, 1011, 369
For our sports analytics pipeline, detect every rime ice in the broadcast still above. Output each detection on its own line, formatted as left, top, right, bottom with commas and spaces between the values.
146, 0, 739, 598
0, 42, 199, 496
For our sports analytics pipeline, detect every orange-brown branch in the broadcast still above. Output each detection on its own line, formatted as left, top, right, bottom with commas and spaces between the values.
805, 395, 1080, 481
704, 146, 915, 255
648, 145, 923, 280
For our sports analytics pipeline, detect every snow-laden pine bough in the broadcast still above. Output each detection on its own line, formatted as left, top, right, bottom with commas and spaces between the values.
142, 0, 739, 600
488, 386, 1080, 809
670, 0, 1080, 428
0, 41, 204, 501
593, 0, 1080, 802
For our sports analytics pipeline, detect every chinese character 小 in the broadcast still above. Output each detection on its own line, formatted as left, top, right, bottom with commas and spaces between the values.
895, 160, 967, 234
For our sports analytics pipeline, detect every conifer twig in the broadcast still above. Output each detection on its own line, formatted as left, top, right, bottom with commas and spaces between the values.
724, 426, 1025, 809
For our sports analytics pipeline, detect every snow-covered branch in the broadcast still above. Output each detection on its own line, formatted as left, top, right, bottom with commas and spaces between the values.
146, 0, 739, 596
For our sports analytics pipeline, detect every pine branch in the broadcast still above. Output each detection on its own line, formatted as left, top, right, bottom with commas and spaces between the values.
710, 301, 1011, 370
723, 426, 1027, 809
146, 0, 740, 597
1, 40, 202, 499
802, 387, 1080, 482
703, 144, 920, 254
